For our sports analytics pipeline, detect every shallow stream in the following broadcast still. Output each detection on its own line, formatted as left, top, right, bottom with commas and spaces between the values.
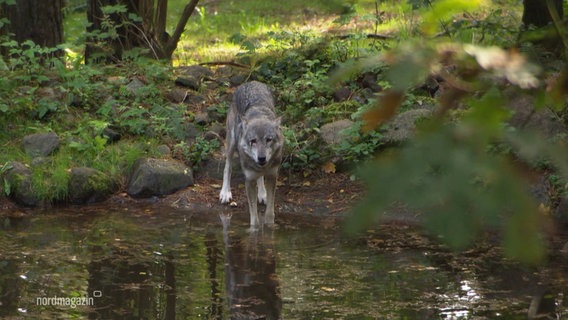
0, 206, 567, 319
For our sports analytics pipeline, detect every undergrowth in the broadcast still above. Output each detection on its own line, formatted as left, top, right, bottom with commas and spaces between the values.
2, 0, 568, 263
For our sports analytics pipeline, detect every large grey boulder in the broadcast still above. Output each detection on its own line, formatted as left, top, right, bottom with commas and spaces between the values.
2, 161, 40, 207
127, 158, 194, 198
382, 109, 432, 144
320, 119, 354, 146
68, 167, 116, 205
21, 132, 60, 158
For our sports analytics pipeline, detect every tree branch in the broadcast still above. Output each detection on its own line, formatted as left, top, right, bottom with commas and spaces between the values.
335, 33, 393, 40
166, 0, 199, 58
199, 61, 250, 69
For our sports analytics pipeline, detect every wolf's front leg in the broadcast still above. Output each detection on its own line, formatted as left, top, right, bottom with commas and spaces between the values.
257, 176, 267, 204
245, 178, 259, 227
264, 174, 277, 225
219, 146, 234, 204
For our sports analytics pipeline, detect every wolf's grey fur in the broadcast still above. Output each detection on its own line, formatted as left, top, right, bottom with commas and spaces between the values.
219, 81, 284, 227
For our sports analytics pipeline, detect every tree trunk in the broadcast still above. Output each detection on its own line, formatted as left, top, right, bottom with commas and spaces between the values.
85, 0, 147, 63
0, 0, 64, 56
522, 0, 563, 28
85, 0, 199, 63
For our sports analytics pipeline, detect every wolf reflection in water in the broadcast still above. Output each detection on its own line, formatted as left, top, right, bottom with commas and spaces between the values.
221, 213, 282, 320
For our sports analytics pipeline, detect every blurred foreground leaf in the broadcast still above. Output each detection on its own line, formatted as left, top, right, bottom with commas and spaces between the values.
346, 122, 548, 264
362, 90, 404, 131
341, 1, 566, 266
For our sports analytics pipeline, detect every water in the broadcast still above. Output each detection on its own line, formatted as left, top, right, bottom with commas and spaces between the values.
0, 205, 567, 319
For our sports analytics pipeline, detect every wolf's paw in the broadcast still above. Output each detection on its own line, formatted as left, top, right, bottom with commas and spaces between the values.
219, 190, 232, 204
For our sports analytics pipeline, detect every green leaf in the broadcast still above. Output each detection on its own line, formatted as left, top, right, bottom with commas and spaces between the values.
385, 43, 436, 90
421, 0, 485, 36
463, 86, 509, 138
101, 4, 127, 15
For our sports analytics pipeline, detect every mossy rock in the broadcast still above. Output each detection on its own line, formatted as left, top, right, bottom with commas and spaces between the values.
2, 161, 41, 207
382, 109, 432, 144
127, 158, 194, 198
68, 167, 117, 205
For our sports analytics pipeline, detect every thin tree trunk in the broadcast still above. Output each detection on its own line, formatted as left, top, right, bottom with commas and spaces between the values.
522, 0, 563, 27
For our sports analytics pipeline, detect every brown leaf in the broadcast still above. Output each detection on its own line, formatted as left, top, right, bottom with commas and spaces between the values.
437, 85, 468, 116
362, 89, 404, 131
322, 161, 336, 174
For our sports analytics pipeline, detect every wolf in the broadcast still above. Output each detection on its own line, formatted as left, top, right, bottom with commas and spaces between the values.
219, 81, 284, 228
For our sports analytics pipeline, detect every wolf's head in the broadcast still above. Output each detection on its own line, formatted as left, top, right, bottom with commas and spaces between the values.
239, 117, 283, 167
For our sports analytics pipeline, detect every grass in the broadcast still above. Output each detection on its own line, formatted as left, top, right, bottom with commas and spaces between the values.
62, 0, 381, 64
62, 0, 523, 65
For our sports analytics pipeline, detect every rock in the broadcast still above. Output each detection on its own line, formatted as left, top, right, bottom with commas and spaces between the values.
216, 66, 234, 77
320, 119, 354, 146
21, 132, 60, 158
206, 103, 228, 123
2, 161, 40, 207
507, 92, 568, 138
185, 123, 201, 141
333, 86, 351, 102
208, 121, 226, 138
175, 65, 214, 91
229, 74, 247, 87
126, 78, 145, 95
382, 109, 432, 144
194, 111, 210, 125
529, 176, 551, 208
127, 158, 194, 198
102, 127, 121, 143
37, 87, 62, 101
202, 156, 242, 180
185, 92, 206, 105
205, 80, 221, 91
68, 167, 115, 205
359, 72, 382, 92
156, 144, 171, 156
166, 87, 188, 103
554, 196, 568, 227
216, 77, 231, 87
179, 65, 214, 80
203, 130, 222, 142
175, 77, 200, 90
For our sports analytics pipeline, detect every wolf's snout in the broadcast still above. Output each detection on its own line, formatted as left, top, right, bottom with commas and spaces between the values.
257, 156, 267, 165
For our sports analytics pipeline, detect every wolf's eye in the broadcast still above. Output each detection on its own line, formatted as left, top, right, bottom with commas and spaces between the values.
250, 139, 257, 146
266, 137, 272, 143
